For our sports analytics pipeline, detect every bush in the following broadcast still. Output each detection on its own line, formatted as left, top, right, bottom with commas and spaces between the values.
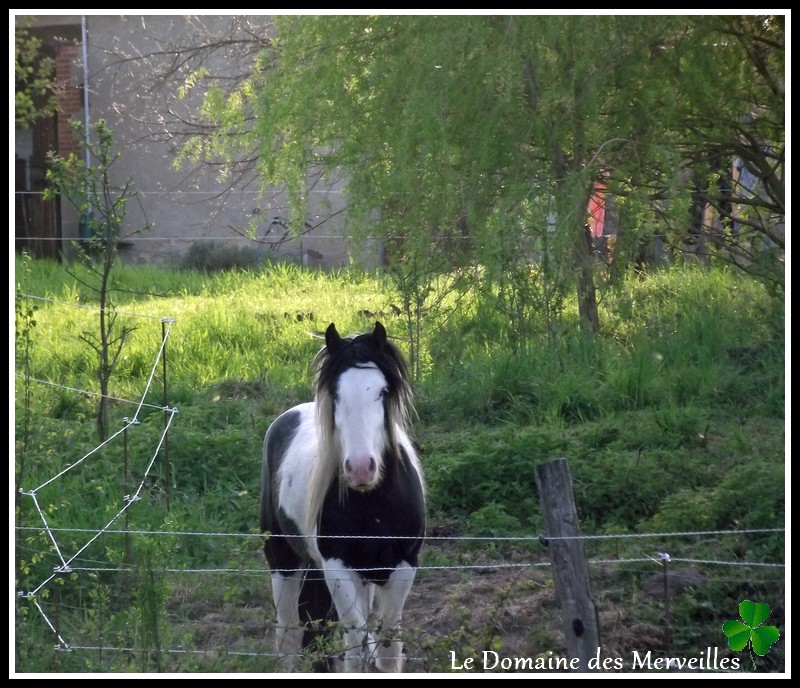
181, 241, 261, 272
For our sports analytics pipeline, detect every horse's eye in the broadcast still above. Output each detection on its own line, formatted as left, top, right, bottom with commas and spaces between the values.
379, 388, 389, 400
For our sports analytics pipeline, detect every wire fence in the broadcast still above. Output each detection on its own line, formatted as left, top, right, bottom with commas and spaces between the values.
14, 525, 785, 672
13, 296, 786, 673
14, 515, 785, 661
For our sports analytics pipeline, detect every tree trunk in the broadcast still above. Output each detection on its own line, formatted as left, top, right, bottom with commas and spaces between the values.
574, 216, 601, 336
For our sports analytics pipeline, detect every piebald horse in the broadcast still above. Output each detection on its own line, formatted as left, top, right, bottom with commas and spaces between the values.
260, 322, 426, 672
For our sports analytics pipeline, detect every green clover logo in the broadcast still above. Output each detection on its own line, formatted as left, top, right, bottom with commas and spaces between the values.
722, 600, 780, 659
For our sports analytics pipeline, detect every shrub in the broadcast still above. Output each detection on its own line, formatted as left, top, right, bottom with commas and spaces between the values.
181, 241, 260, 272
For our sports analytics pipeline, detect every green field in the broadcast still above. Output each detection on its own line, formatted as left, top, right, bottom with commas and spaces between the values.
14, 255, 785, 673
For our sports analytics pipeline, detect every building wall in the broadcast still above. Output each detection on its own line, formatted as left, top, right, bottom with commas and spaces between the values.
25, 15, 380, 269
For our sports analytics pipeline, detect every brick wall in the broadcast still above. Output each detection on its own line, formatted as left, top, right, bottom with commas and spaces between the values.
55, 43, 82, 158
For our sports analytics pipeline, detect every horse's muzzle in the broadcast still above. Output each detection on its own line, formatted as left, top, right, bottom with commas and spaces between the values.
344, 456, 377, 490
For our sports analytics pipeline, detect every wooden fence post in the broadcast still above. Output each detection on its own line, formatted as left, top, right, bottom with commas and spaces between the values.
535, 458, 600, 671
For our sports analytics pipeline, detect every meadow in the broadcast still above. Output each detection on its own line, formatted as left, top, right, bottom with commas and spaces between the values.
13, 255, 785, 673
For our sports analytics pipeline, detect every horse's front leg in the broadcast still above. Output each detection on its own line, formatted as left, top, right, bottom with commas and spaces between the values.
321, 558, 372, 672
371, 562, 416, 672
271, 570, 304, 671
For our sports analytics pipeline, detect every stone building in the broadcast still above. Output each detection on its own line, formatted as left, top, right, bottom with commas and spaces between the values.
15, 15, 378, 268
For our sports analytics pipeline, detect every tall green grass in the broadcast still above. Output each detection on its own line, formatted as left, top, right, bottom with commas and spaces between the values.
14, 256, 784, 533
14, 256, 784, 672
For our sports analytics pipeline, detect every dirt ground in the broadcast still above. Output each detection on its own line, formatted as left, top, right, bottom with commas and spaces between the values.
400, 544, 672, 674
179, 540, 693, 674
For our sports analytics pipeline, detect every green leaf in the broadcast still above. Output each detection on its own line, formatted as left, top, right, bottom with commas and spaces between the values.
751, 626, 780, 656
722, 619, 749, 638
739, 599, 771, 628
723, 629, 752, 652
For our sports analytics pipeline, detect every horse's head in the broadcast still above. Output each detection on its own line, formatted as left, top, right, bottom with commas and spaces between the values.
314, 322, 413, 493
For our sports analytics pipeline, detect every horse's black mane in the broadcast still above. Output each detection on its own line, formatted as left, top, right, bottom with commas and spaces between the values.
313, 325, 413, 414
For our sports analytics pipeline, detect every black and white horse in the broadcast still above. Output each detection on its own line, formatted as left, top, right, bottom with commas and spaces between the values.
260, 322, 426, 672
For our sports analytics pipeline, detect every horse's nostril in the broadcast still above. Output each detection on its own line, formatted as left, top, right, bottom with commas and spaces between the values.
344, 459, 351, 472
369, 457, 376, 472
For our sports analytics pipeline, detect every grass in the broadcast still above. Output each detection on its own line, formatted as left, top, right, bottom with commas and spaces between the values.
14, 255, 785, 673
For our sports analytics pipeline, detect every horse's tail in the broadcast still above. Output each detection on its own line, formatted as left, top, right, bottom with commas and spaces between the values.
299, 566, 338, 671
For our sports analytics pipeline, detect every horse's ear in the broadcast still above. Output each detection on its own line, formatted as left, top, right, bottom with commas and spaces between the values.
325, 323, 342, 353
371, 321, 387, 351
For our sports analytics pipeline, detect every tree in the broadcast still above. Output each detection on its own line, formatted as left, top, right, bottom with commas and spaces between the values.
45, 120, 152, 441
176, 15, 784, 339
185, 16, 678, 335
673, 16, 785, 295
14, 16, 59, 129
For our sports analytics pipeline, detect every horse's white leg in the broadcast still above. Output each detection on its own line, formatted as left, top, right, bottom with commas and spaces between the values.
322, 558, 372, 672
271, 570, 304, 671
371, 563, 416, 673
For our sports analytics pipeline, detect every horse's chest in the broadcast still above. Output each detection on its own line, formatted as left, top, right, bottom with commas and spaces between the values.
317, 482, 425, 581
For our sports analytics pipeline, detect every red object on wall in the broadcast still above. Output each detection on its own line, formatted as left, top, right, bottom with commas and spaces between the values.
587, 183, 606, 237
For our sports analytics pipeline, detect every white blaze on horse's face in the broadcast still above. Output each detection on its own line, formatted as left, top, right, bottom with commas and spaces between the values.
333, 364, 389, 491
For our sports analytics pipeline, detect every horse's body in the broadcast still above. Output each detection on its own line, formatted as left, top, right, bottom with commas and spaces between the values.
260, 322, 425, 672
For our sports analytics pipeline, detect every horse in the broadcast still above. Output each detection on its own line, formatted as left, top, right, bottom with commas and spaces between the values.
259, 322, 426, 672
